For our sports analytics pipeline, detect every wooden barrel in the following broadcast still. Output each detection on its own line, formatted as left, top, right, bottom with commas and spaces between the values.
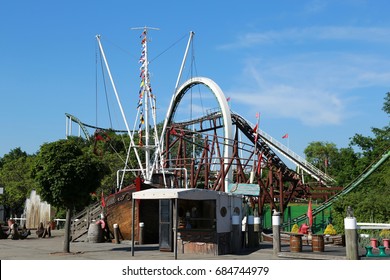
312, 234, 324, 252
87, 223, 103, 243
290, 234, 302, 252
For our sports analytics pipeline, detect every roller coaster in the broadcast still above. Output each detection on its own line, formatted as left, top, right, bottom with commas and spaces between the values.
65, 77, 338, 219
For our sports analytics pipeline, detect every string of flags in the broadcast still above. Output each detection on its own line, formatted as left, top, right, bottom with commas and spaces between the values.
137, 29, 153, 146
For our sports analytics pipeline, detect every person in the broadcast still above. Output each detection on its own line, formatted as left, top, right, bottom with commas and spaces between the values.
36, 222, 45, 237
42, 222, 51, 238
96, 213, 110, 242
10, 223, 20, 240
36, 221, 51, 238
19, 224, 31, 239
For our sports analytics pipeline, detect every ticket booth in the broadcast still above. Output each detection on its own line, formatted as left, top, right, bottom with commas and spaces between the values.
132, 188, 242, 258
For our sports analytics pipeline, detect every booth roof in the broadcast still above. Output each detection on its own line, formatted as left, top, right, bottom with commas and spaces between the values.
132, 188, 242, 200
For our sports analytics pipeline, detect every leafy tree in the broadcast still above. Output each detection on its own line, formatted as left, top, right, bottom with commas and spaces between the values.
92, 131, 141, 193
330, 147, 360, 186
304, 141, 338, 177
330, 93, 390, 232
32, 137, 108, 252
0, 148, 37, 218
0, 147, 28, 167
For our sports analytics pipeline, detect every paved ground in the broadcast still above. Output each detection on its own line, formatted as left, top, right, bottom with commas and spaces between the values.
0, 229, 358, 260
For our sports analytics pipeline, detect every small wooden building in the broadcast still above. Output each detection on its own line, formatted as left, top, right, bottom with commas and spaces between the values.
132, 188, 243, 258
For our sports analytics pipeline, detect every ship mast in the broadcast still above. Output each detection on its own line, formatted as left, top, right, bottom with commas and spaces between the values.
132, 26, 159, 182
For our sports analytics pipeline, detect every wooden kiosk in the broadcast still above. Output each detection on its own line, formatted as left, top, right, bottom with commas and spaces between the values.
131, 188, 243, 258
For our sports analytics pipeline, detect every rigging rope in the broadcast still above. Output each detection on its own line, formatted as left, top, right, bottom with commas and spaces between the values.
149, 33, 188, 64
98, 44, 113, 129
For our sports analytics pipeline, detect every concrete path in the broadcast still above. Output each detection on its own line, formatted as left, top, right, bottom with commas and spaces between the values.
0, 229, 349, 260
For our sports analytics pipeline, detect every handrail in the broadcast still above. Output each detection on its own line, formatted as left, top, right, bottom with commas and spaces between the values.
233, 110, 335, 185
357, 223, 390, 230
282, 150, 390, 226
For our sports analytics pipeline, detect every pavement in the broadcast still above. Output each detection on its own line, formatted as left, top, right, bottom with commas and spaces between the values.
0, 229, 358, 260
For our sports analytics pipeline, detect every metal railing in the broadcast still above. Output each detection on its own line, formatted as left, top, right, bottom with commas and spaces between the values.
238, 112, 335, 185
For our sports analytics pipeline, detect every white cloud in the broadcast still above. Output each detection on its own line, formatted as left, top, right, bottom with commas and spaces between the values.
226, 51, 390, 126
228, 87, 344, 126
217, 26, 390, 49
303, 0, 328, 14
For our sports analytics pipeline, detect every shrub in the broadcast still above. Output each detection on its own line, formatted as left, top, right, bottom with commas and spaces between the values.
291, 224, 299, 233
324, 224, 337, 235
379, 229, 390, 239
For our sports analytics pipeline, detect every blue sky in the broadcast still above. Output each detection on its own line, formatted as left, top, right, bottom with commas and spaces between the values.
1, 0, 389, 159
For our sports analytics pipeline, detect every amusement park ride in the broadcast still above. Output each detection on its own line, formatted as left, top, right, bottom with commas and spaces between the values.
66, 27, 335, 217
65, 28, 389, 246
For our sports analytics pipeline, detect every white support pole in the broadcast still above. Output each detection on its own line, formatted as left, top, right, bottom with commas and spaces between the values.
96, 35, 145, 179
345, 216, 359, 260
65, 115, 69, 139
175, 31, 194, 91
272, 211, 281, 256
160, 31, 195, 149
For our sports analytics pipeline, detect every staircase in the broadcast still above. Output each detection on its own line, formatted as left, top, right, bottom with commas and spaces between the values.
70, 201, 103, 242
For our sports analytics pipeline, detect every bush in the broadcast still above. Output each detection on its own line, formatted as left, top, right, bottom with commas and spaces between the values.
324, 224, 337, 235
291, 224, 299, 233
379, 229, 390, 239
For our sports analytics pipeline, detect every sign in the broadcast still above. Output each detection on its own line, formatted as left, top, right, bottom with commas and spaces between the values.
228, 183, 260, 196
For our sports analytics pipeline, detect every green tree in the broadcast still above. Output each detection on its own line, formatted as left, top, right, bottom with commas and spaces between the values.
33, 138, 108, 252
0, 148, 37, 218
92, 130, 141, 193
331, 93, 390, 232
304, 141, 338, 177
330, 147, 360, 186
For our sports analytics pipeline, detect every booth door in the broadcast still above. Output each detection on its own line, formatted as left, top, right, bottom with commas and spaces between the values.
159, 199, 173, 252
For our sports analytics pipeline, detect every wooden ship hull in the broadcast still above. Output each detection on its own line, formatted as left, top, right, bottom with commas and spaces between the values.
105, 182, 160, 244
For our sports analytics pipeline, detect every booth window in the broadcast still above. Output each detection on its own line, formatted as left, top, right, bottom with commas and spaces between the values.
178, 199, 216, 230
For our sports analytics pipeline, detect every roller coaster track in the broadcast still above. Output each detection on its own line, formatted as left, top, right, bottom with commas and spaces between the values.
173, 111, 295, 181
232, 113, 335, 185
173, 110, 335, 185
285, 149, 390, 225
65, 113, 127, 141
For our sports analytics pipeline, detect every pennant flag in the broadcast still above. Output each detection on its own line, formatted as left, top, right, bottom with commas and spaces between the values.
101, 190, 106, 207
256, 112, 260, 119
282, 133, 288, 139
307, 199, 313, 227
226, 97, 231, 102
253, 125, 259, 144
170, 127, 178, 135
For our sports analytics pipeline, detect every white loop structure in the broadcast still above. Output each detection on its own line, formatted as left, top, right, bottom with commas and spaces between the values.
162, 77, 233, 190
